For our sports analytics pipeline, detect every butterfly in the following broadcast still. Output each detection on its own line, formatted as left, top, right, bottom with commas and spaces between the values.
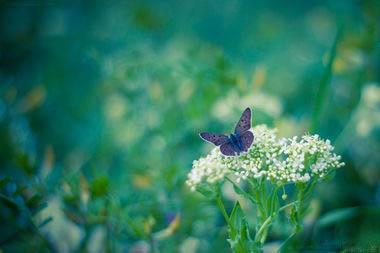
199, 107, 254, 156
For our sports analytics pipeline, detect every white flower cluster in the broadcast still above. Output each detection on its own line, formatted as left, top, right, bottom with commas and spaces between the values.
187, 125, 344, 190
187, 148, 227, 191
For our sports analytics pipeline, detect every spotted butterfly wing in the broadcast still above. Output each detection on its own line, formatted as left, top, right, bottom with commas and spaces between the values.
234, 107, 252, 134
199, 132, 229, 146
220, 142, 237, 156
240, 131, 254, 152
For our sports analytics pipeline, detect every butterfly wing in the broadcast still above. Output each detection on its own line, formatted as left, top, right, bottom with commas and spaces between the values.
240, 131, 254, 151
220, 142, 237, 156
234, 108, 252, 134
199, 132, 229, 146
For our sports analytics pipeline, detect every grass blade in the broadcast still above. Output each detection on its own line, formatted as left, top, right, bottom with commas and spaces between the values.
310, 28, 342, 132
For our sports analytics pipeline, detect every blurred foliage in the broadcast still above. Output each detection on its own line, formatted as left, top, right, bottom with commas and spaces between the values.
0, 0, 379, 252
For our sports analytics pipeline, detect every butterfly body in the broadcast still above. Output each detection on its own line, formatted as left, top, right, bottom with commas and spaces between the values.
199, 108, 254, 156
229, 133, 243, 152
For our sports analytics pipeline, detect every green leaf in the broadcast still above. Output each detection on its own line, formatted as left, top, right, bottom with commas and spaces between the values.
0, 177, 11, 188
0, 193, 19, 212
90, 176, 109, 198
26, 193, 43, 207
226, 177, 257, 204
229, 201, 243, 229
14, 152, 36, 175
228, 201, 255, 252
316, 207, 359, 227
289, 205, 298, 225
195, 184, 218, 199
241, 219, 254, 246
232, 182, 246, 195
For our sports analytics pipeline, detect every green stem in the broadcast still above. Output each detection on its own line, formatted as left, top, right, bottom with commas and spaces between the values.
216, 195, 249, 253
278, 228, 301, 253
247, 179, 265, 220
254, 201, 299, 246
279, 201, 298, 213
216, 195, 233, 228
226, 177, 258, 204
251, 180, 271, 246
269, 185, 280, 215
262, 182, 269, 217
254, 215, 272, 243
280, 182, 316, 252
247, 178, 257, 189
255, 190, 265, 217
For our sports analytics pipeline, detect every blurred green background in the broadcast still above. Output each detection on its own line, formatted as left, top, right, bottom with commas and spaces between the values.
0, 0, 379, 252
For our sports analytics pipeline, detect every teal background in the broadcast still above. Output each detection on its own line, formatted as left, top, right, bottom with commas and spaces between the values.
0, 0, 379, 252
